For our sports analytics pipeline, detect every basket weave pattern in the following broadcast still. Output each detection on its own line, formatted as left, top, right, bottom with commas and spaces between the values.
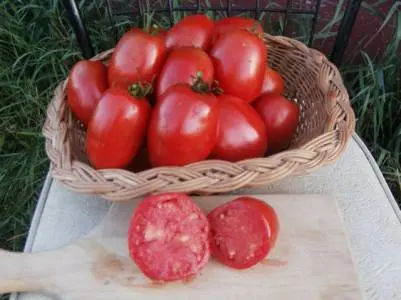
43, 34, 355, 201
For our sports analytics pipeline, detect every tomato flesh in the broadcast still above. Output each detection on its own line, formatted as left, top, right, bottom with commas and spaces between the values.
212, 16, 264, 44
208, 199, 270, 269
128, 193, 210, 282
235, 197, 279, 248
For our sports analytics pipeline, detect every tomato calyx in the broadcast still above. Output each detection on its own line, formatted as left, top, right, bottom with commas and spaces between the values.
211, 80, 224, 96
191, 71, 211, 94
128, 81, 153, 99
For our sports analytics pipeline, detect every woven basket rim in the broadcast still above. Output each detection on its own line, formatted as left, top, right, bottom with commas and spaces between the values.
42, 34, 356, 201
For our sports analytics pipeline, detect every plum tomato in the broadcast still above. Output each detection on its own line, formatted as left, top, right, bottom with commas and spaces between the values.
66, 60, 108, 126
253, 94, 299, 154
212, 16, 263, 44
260, 66, 285, 96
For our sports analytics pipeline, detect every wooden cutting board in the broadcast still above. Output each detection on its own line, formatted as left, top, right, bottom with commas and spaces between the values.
0, 194, 364, 299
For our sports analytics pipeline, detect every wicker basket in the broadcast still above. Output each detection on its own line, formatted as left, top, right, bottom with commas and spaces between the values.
43, 34, 355, 201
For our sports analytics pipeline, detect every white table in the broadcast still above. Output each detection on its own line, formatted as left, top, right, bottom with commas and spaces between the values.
12, 134, 401, 300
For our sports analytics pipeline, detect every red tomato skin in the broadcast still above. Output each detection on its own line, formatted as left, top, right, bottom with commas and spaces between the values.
211, 95, 267, 162
128, 192, 210, 282
260, 66, 285, 95
108, 28, 166, 89
156, 47, 214, 99
148, 84, 219, 167
208, 198, 270, 269
253, 94, 299, 154
165, 15, 214, 52
67, 60, 108, 126
212, 16, 263, 44
210, 29, 267, 103
86, 88, 151, 169
235, 197, 279, 248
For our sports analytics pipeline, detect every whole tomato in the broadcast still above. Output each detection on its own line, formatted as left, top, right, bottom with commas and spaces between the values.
148, 82, 219, 167
253, 94, 299, 154
165, 14, 214, 52
108, 28, 166, 89
260, 66, 285, 95
67, 60, 108, 126
156, 47, 214, 99
211, 94, 267, 162
86, 86, 151, 169
210, 29, 267, 103
212, 16, 263, 44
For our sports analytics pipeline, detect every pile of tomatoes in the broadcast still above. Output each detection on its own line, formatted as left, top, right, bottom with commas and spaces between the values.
67, 15, 300, 170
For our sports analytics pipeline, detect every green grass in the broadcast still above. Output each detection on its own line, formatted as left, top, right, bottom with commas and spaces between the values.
0, 0, 399, 273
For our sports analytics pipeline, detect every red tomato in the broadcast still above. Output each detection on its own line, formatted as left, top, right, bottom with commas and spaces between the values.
208, 198, 270, 269
210, 29, 266, 103
212, 16, 263, 44
108, 28, 166, 89
86, 87, 151, 169
67, 60, 108, 126
156, 47, 214, 99
235, 197, 279, 248
128, 193, 210, 281
260, 66, 285, 95
165, 14, 214, 52
211, 95, 267, 162
148, 83, 219, 167
253, 94, 299, 154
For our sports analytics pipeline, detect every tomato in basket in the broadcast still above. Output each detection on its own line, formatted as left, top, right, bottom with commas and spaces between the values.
208, 197, 279, 269
108, 28, 166, 89
253, 94, 300, 154
210, 29, 266, 103
128, 193, 210, 282
165, 14, 214, 52
148, 79, 219, 167
66, 60, 108, 126
212, 16, 264, 44
260, 66, 285, 96
86, 86, 151, 169
211, 94, 267, 162
156, 47, 214, 99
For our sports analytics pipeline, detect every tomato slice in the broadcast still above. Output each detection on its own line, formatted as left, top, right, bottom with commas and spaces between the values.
235, 197, 279, 248
208, 199, 271, 269
128, 193, 210, 282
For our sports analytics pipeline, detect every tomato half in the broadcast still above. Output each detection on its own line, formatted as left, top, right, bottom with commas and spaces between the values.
148, 83, 219, 167
165, 14, 214, 52
260, 66, 285, 95
156, 47, 214, 99
253, 94, 299, 154
67, 60, 108, 126
128, 193, 210, 281
212, 16, 263, 44
86, 87, 151, 169
108, 28, 166, 89
208, 198, 270, 269
235, 197, 279, 248
210, 29, 266, 103
211, 95, 267, 162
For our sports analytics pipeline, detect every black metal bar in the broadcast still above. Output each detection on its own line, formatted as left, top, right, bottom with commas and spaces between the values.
105, 0, 118, 44
255, 0, 261, 20
331, 0, 363, 64
283, 0, 292, 35
62, 0, 94, 58
167, 0, 174, 26
226, 0, 231, 16
114, 7, 316, 16
197, 0, 201, 12
308, 0, 322, 47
